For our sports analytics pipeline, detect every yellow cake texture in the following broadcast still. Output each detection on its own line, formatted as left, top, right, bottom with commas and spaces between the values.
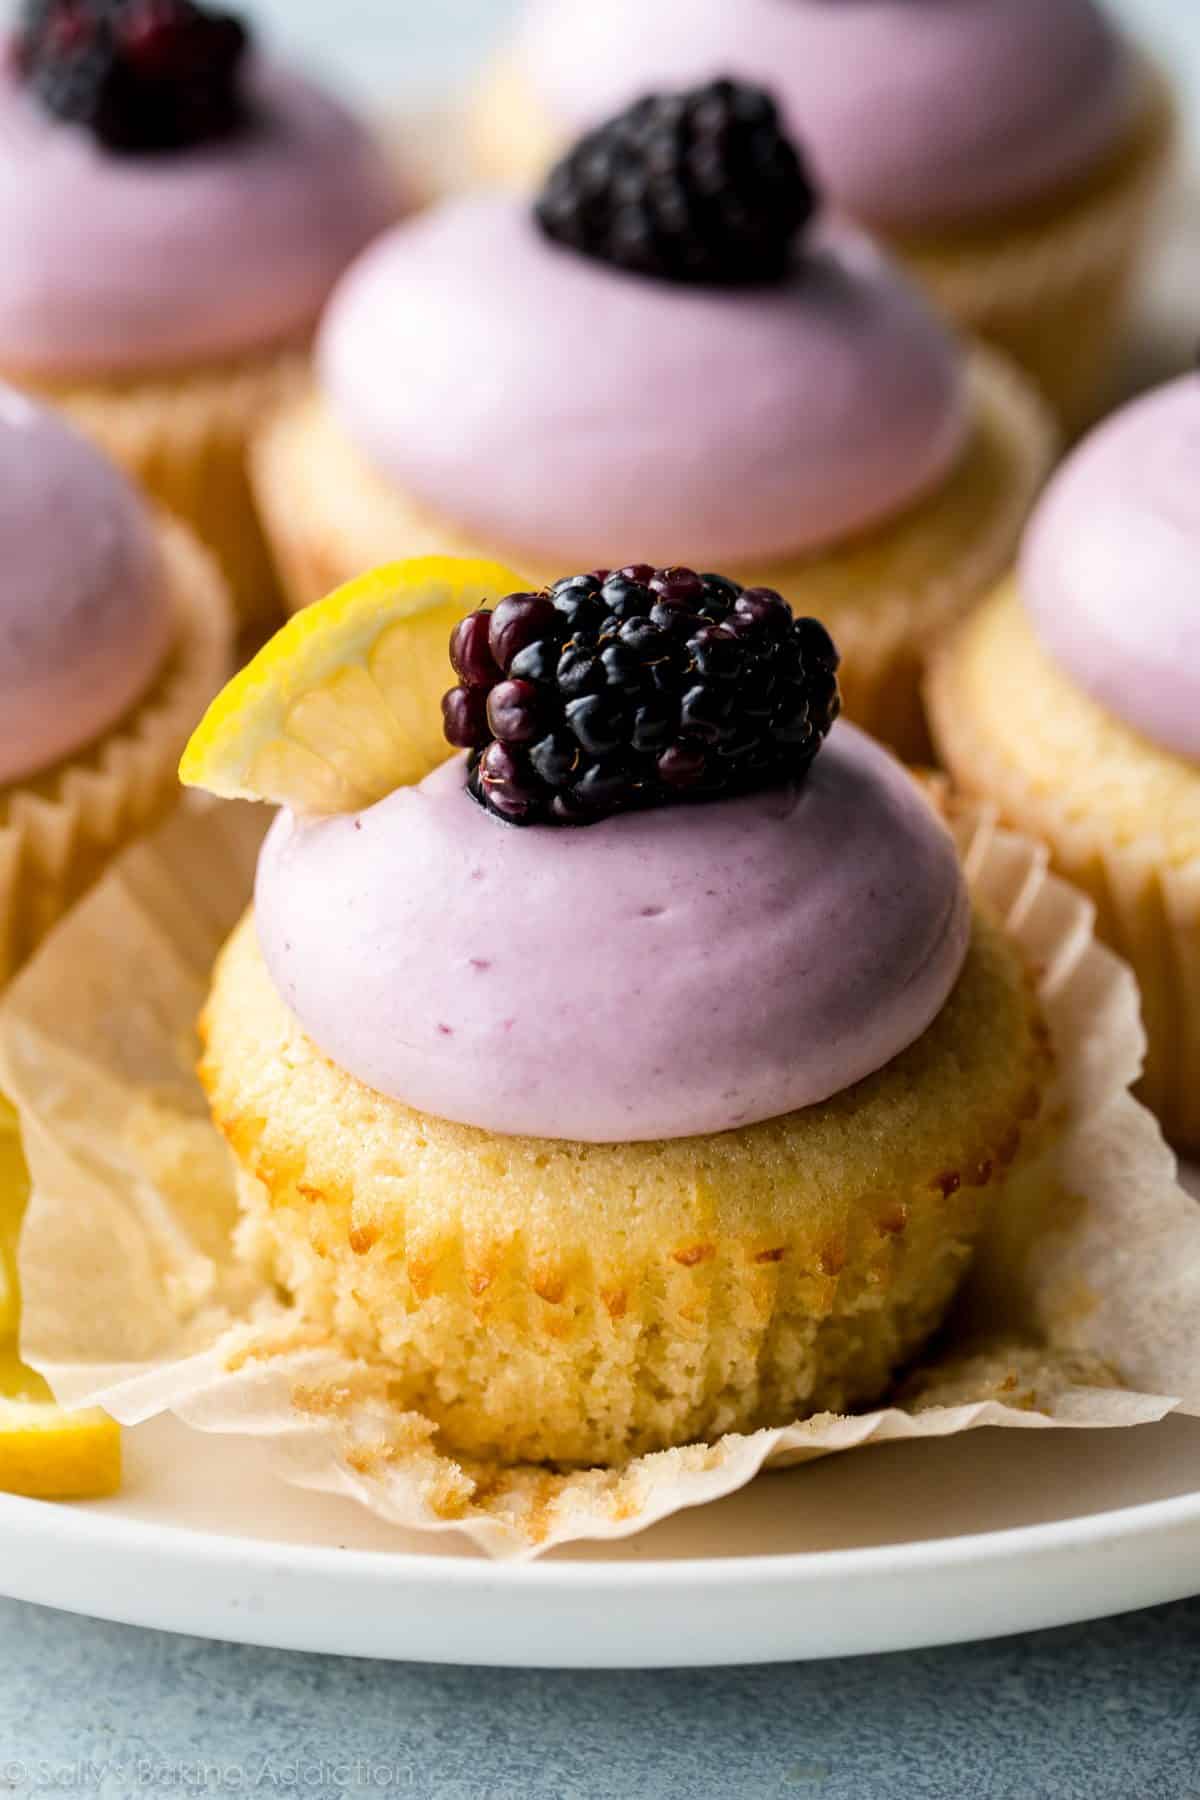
928, 581, 1200, 1148
200, 907, 1049, 1468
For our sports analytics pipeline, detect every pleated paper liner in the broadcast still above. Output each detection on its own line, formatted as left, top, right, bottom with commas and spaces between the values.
11, 347, 308, 636
0, 517, 232, 989
928, 618, 1200, 1154
0, 786, 1196, 1557
252, 345, 1054, 763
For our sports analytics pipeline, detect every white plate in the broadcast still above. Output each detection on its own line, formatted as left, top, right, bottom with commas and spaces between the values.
2, 1408, 1200, 1666
8, 1147, 1198, 1663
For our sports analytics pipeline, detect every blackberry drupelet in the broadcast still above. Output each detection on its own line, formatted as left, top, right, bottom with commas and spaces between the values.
14, 0, 249, 152
535, 78, 817, 286
443, 567, 841, 827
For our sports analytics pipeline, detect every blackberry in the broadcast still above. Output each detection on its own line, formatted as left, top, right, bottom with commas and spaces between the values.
441, 565, 841, 827
535, 78, 817, 287
14, 0, 249, 153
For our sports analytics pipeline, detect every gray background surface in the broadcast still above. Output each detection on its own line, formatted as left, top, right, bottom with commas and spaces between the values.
4, 3, 1200, 1794
256, 0, 1200, 158
0, 1592, 1198, 1798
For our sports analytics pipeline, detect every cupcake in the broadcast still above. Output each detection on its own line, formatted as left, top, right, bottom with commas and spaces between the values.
0, 0, 406, 630
472, 0, 1174, 432
254, 83, 1052, 760
927, 374, 1200, 1151
186, 559, 1050, 1469
0, 385, 231, 984
0, 381, 229, 1496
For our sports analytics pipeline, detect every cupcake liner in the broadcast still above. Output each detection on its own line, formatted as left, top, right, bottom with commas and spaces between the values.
896, 63, 1177, 435
11, 349, 308, 636
928, 644, 1200, 1153
0, 791, 1195, 1558
0, 517, 232, 988
252, 346, 1054, 762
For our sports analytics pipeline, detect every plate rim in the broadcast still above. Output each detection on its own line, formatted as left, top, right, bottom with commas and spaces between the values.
3, 1473, 1200, 1588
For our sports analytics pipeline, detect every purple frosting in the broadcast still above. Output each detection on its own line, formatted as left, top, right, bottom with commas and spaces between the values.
1021, 375, 1200, 762
513, 0, 1136, 230
320, 196, 968, 569
0, 387, 170, 785
0, 58, 401, 376
255, 724, 971, 1143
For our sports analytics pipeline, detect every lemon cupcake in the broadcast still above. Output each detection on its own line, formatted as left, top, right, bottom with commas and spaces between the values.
0, 1, 406, 630
255, 85, 1051, 760
0, 382, 230, 1498
473, 0, 1173, 432
0, 386, 231, 984
927, 374, 1200, 1151
186, 558, 1050, 1468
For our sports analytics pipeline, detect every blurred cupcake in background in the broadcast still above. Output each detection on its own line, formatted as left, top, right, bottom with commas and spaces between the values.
927, 374, 1200, 1150
254, 81, 1053, 759
0, 384, 230, 1501
0, 1, 409, 630
0, 385, 230, 983
472, 0, 1175, 433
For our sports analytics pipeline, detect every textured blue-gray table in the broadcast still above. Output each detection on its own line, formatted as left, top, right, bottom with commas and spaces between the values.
0, 1595, 1196, 1799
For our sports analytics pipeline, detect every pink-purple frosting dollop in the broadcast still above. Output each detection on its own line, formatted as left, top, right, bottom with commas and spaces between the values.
254, 723, 971, 1142
319, 196, 968, 569
0, 387, 170, 784
1021, 374, 1200, 762
512, 0, 1136, 230
0, 58, 402, 376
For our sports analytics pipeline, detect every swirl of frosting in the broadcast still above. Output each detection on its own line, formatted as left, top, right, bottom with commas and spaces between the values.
0, 387, 171, 785
1021, 375, 1200, 762
512, 0, 1135, 230
0, 60, 401, 377
320, 196, 967, 569
255, 724, 970, 1143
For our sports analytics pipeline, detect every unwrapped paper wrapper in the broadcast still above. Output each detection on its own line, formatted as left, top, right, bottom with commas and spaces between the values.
1, 798, 1198, 1560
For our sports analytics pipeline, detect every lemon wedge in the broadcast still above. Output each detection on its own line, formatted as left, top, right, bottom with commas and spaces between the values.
0, 1373, 122, 1500
0, 1093, 27, 1343
0, 1099, 121, 1500
180, 555, 530, 813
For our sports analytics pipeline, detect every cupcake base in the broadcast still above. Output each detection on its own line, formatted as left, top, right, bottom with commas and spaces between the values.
469, 58, 1175, 438
252, 348, 1052, 762
927, 581, 1200, 1152
10, 349, 307, 637
0, 516, 231, 987
200, 904, 1049, 1468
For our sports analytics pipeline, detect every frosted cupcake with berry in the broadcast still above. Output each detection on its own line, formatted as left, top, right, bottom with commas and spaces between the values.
474, 0, 1174, 432
0, 382, 228, 1504
0, 1, 406, 628
927, 374, 1200, 1150
254, 83, 1052, 759
182, 556, 1051, 1468
0, 385, 230, 981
